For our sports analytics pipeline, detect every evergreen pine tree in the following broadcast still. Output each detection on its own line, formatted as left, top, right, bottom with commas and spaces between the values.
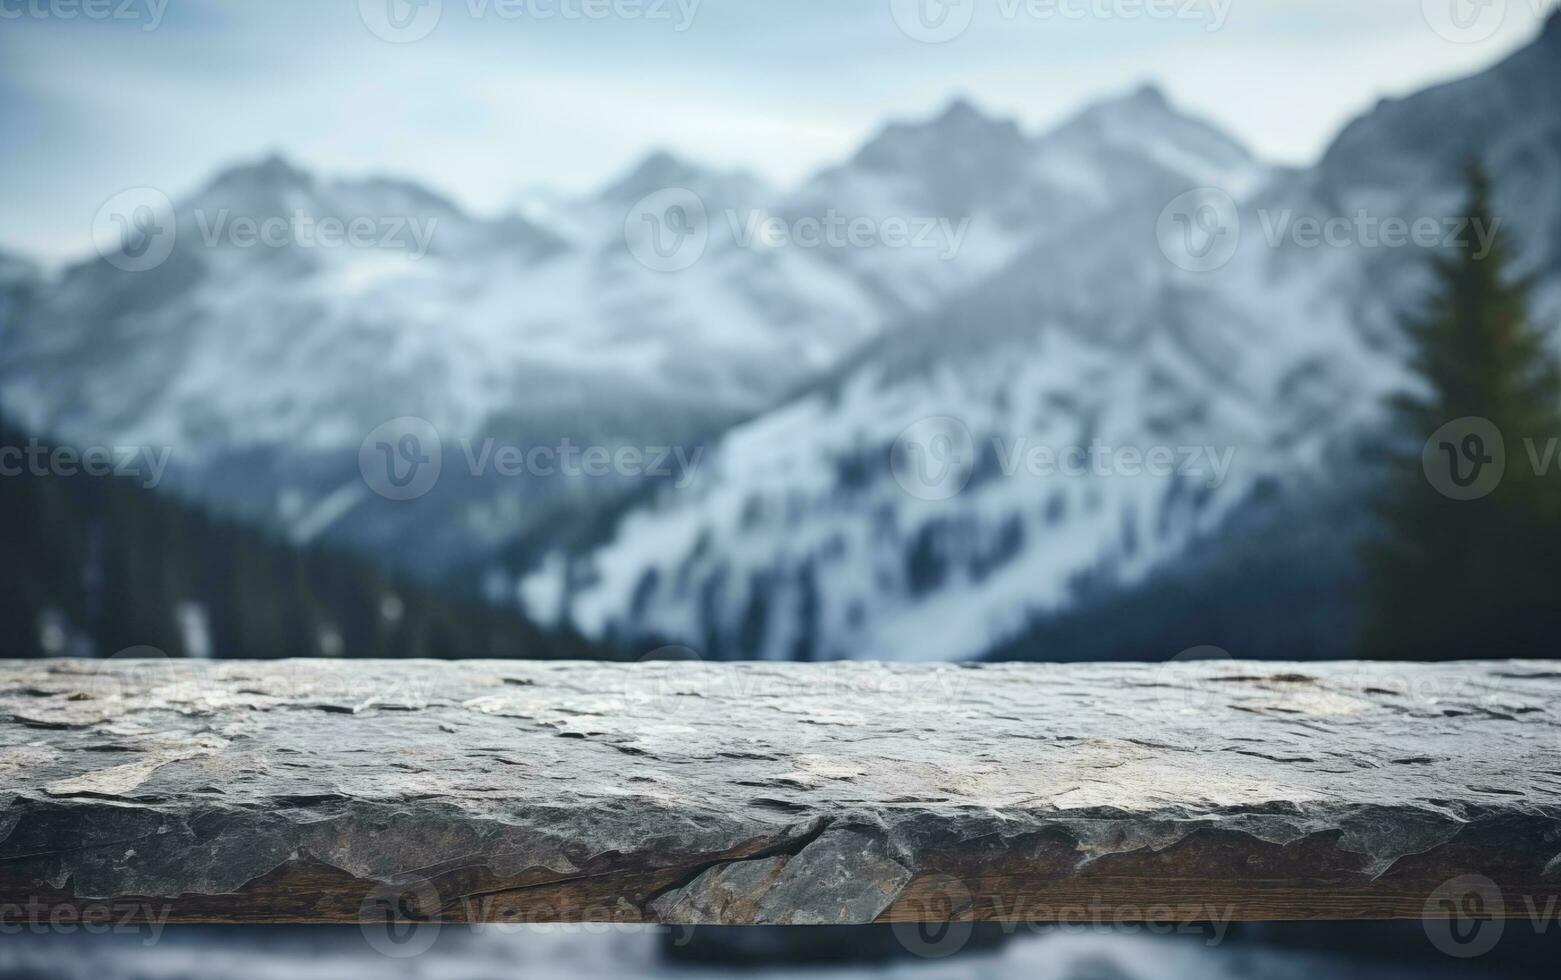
1361, 162, 1561, 659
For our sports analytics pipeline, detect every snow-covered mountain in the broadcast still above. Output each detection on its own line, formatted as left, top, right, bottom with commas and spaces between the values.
524, 16, 1561, 661
784, 87, 1265, 316
0, 78, 1274, 577
0, 251, 35, 284
7, 15, 1558, 648
0, 251, 36, 339
0, 112, 1057, 572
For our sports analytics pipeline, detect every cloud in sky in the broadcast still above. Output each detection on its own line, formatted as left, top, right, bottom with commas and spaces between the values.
1, 0, 1551, 263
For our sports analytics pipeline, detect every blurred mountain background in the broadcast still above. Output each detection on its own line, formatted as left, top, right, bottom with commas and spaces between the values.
3, 14, 1560, 663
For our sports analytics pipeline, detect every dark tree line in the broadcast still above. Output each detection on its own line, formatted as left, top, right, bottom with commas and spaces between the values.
0, 411, 598, 660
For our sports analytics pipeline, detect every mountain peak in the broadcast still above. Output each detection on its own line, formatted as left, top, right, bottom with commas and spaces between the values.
850, 98, 1025, 177
1067, 82, 1180, 128
597, 150, 710, 203
1124, 82, 1169, 109
1044, 81, 1255, 177
1036, 82, 1255, 193
205, 152, 315, 199
934, 96, 989, 128
597, 151, 771, 210
916, 96, 1018, 136
351, 173, 464, 216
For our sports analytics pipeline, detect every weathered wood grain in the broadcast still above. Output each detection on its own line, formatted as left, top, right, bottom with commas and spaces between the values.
2, 658, 1558, 924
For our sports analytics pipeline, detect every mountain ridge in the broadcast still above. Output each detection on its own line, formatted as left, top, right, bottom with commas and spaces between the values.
521, 19, 1561, 661
7, 26, 1557, 658
4, 85, 1246, 578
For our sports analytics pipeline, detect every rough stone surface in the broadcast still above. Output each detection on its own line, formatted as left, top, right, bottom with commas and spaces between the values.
2, 658, 1559, 923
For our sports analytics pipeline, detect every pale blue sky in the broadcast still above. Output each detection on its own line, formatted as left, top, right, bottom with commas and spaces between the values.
2, 0, 1552, 264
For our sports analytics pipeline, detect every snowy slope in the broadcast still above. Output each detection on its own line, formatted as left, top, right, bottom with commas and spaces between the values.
1, 83, 1275, 576
0, 252, 35, 347
529, 19, 1561, 661
0, 103, 1086, 572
